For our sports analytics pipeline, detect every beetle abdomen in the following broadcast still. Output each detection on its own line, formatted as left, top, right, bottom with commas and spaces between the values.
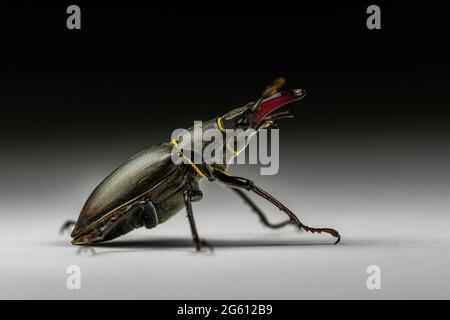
72, 143, 179, 238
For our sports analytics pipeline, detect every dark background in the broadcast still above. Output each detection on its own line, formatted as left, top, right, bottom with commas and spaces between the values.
2, 3, 449, 133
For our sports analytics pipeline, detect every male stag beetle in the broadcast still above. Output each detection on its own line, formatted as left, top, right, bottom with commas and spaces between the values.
61, 78, 341, 251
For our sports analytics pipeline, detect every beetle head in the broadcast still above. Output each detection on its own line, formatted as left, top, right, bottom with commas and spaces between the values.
218, 78, 306, 131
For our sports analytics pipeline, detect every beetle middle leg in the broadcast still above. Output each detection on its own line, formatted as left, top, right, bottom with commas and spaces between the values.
184, 189, 213, 252
230, 188, 293, 229
214, 170, 341, 244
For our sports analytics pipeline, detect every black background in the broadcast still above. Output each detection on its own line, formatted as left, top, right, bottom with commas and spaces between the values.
1, 3, 449, 139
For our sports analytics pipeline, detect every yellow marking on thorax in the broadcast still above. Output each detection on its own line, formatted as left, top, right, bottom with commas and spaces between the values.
170, 139, 206, 177
217, 117, 226, 133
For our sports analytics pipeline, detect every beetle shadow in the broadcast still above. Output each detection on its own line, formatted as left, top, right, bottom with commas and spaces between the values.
50, 235, 429, 256
50, 234, 341, 256
93, 236, 334, 250
84, 236, 430, 256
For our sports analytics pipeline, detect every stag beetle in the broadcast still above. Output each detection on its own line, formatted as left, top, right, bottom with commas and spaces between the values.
61, 78, 341, 251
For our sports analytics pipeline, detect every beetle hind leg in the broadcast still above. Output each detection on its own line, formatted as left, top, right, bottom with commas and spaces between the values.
76, 242, 96, 255
230, 188, 294, 229
59, 220, 76, 234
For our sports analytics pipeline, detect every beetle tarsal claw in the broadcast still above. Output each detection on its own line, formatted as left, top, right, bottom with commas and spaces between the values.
300, 225, 341, 244
195, 239, 214, 253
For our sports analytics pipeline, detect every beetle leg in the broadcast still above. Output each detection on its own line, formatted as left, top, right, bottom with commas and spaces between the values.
184, 189, 214, 253
59, 220, 76, 234
213, 170, 341, 244
230, 188, 293, 229
136, 199, 159, 229
76, 241, 96, 256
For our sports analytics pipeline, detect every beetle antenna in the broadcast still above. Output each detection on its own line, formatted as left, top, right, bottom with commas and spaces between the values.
262, 77, 285, 98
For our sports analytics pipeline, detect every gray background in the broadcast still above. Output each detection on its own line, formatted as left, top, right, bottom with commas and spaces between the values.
1, 134, 450, 299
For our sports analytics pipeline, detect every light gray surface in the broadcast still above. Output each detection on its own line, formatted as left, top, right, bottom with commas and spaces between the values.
2, 133, 450, 299
1, 176, 450, 299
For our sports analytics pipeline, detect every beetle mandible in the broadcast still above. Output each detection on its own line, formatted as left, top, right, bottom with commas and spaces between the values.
61, 78, 341, 251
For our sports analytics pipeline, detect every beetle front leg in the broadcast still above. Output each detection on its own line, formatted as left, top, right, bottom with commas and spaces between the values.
214, 170, 341, 244
230, 188, 293, 229
184, 190, 213, 252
